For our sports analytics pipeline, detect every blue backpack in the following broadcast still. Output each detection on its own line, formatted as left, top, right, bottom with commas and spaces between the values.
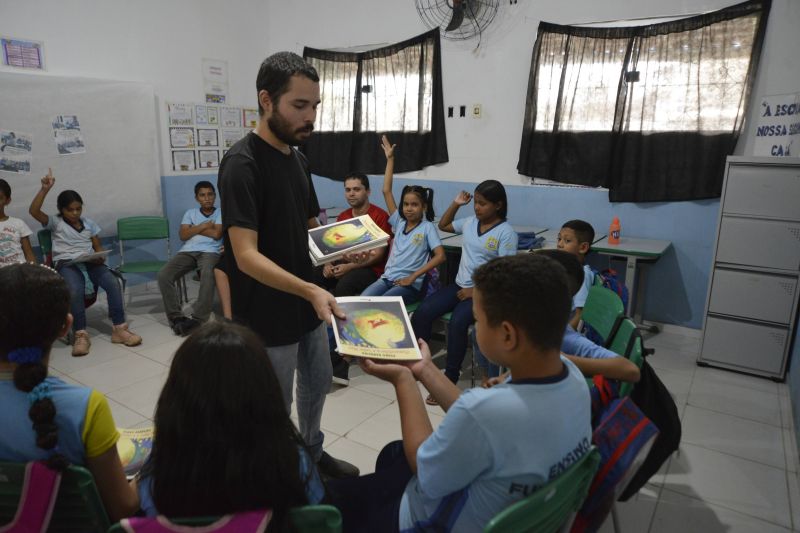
591, 268, 629, 311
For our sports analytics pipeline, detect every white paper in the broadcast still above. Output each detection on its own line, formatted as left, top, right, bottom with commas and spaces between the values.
65, 249, 110, 265
242, 108, 259, 129
168, 103, 194, 126
198, 149, 219, 169
753, 93, 800, 157
0, 130, 32, 173
220, 106, 241, 128
197, 128, 218, 147
52, 115, 85, 155
172, 150, 196, 171
169, 127, 195, 148
222, 129, 243, 148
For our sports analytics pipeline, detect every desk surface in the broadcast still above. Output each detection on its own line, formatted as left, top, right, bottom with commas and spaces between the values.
442, 225, 548, 249
591, 237, 672, 258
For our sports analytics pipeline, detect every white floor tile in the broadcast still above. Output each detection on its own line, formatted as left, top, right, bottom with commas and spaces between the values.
787, 470, 800, 530
647, 346, 699, 376
688, 378, 782, 427
131, 337, 183, 366
107, 371, 169, 419
681, 405, 785, 469
68, 353, 167, 394
320, 387, 392, 436
107, 397, 147, 429
784, 429, 800, 475
349, 373, 399, 401
645, 331, 701, 355
48, 336, 130, 375
663, 443, 791, 528
651, 488, 790, 532
694, 366, 780, 396
323, 438, 380, 476
597, 484, 659, 533
346, 403, 444, 452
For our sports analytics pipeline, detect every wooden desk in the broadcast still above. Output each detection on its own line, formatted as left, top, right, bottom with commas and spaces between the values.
591, 237, 672, 330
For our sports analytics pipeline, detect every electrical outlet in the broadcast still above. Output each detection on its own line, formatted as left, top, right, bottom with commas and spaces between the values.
472, 104, 482, 118
459, 105, 466, 117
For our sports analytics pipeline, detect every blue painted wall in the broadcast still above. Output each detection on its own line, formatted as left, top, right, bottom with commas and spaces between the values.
160, 172, 719, 329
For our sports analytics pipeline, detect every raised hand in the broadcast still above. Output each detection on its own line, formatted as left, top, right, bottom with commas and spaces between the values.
381, 135, 396, 159
41, 168, 55, 190
454, 191, 472, 206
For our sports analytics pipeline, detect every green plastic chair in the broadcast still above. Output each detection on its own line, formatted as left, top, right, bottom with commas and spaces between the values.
618, 336, 644, 398
607, 317, 637, 359
37, 228, 53, 265
581, 286, 625, 347
117, 216, 186, 302
0, 461, 110, 533
484, 447, 601, 533
107, 504, 342, 533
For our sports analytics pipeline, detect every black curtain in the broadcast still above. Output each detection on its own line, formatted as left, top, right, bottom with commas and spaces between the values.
303, 29, 448, 180
517, 0, 770, 202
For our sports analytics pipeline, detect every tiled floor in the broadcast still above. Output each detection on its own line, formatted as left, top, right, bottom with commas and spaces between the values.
58, 281, 800, 532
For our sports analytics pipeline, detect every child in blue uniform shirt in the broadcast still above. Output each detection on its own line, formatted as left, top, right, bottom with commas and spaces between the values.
361, 136, 445, 303
558, 219, 596, 329
410, 179, 517, 401
328, 254, 592, 532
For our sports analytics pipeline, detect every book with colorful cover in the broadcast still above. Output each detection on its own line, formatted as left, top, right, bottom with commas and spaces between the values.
332, 296, 422, 361
117, 427, 153, 478
308, 215, 390, 266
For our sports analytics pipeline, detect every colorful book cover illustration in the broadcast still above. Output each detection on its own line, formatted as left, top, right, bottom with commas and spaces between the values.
308, 215, 389, 265
332, 296, 421, 360
117, 427, 154, 478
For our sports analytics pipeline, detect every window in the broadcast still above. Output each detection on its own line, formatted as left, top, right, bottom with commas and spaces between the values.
303, 29, 448, 180
518, 0, 770, 201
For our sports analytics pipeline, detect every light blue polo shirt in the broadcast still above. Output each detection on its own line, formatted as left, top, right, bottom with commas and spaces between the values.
562, 324, 617, 359
180, 208, 222, 254
452, 216, 518, 288
399, 356, 591, 532
382, 211, 442, 290
573, 264, 595, 308
45, 215, 101, 263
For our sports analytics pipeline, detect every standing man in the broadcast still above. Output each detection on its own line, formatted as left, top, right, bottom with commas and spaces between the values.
218, 52, 358, 479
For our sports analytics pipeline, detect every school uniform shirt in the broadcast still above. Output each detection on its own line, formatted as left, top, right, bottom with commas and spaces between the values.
0, 216, 33, 266
337, 204, 393, 276
0, 373, 119, 465
382, 211, 442, 291
561, 324, 618, 359
452, 216, 518, 288
45, 215, 100, 263
573, 264, 595, 308
399, 356, 591, 532
179, 207, 223, 254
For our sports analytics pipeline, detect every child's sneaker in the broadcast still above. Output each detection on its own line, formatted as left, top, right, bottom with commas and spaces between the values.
111, 323, 142, 347
71, 330, 91, 357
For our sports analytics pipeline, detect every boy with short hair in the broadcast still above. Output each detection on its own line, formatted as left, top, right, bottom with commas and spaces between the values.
333, 254, 592, 532
558, 219, 596, 329
157, 181, 223, 336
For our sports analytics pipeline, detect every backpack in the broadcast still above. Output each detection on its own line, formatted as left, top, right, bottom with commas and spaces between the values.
570, 376, 659, 533
591, 268, 629, 312
0, 462, 61, 533
618, 358, 682, 501
119, 510, 272, 533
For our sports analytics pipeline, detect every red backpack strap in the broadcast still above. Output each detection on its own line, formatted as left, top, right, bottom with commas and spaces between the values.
0, 462, 62, 533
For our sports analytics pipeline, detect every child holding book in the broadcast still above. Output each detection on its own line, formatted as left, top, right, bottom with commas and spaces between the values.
360, 136, 445, 303
0, 263, 139, 521
328, 254, 592, 532
28, 169, 142, 356
136, 322, 324, 528
410, 180, 517, 402
0, 178, 36, 266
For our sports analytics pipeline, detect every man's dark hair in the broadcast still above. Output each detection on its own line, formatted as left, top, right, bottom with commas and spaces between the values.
536, 249, 584, 297
256, 52, 319, 116
562, 219, 595, 246
473, 254, 571, 351
344, 173, 370, 191
194, 181, 215, 196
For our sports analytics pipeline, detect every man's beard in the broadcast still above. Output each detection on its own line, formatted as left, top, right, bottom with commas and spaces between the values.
268, 108, 313, 146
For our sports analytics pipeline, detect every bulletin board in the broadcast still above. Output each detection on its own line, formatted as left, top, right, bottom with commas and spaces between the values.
0, 71, 161, 239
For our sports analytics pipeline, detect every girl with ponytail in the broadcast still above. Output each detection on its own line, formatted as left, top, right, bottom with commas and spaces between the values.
0, 263, 139, 521
359, 136, 445, 303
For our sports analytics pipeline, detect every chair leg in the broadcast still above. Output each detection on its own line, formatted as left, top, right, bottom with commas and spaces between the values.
611, 503, 621, 533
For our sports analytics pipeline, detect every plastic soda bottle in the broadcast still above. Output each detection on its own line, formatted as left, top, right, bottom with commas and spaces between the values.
609, 217, 621, 245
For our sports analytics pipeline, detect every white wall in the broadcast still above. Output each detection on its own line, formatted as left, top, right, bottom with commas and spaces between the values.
268, 0, 800, 185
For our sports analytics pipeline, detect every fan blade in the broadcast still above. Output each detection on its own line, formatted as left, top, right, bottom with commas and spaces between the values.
445, 4, 466, 31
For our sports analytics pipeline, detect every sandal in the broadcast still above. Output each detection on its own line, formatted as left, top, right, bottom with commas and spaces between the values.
425, 394, 439, 406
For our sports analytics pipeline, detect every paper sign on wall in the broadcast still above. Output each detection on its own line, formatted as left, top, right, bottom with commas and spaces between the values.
753, 93, 799, 157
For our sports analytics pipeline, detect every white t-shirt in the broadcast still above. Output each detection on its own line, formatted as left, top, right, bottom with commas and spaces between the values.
399, 356, 592, 532
0, 217, 33, 266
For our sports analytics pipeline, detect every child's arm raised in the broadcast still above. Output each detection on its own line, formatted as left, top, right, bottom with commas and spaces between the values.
437, 191, 471, 233
21, 236, 36, 263
380, 135, 398, 216
29, 168, 54, 226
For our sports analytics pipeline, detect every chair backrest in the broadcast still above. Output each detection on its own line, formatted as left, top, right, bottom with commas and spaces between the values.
38, 229, 53, 266
117, 216, 171, 271
618, 336, 644, 398
607, 317, 637, 358
0, 461, 109, 533
484, 447, 600, 533
581, 286, 625, 347
107, 505, 342, 533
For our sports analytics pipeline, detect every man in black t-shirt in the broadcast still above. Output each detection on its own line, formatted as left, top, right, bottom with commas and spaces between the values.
218, 52, 358, 479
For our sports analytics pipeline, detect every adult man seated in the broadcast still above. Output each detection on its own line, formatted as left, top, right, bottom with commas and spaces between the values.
158, 181, 222, 336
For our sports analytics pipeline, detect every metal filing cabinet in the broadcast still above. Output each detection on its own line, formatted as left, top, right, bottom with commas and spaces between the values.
698, 156, 800, 380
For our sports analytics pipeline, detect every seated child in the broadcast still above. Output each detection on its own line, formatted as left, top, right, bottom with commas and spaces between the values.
0, 178, 36, 266
361, 135, 445, 302
328, 254, 592, 532
410, 180, 518, 402
157, 180, 223, 336
557, 219, 595, 330
29, 169, 142, 356
0, 263, 139, 521
136, 322, 324, 528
